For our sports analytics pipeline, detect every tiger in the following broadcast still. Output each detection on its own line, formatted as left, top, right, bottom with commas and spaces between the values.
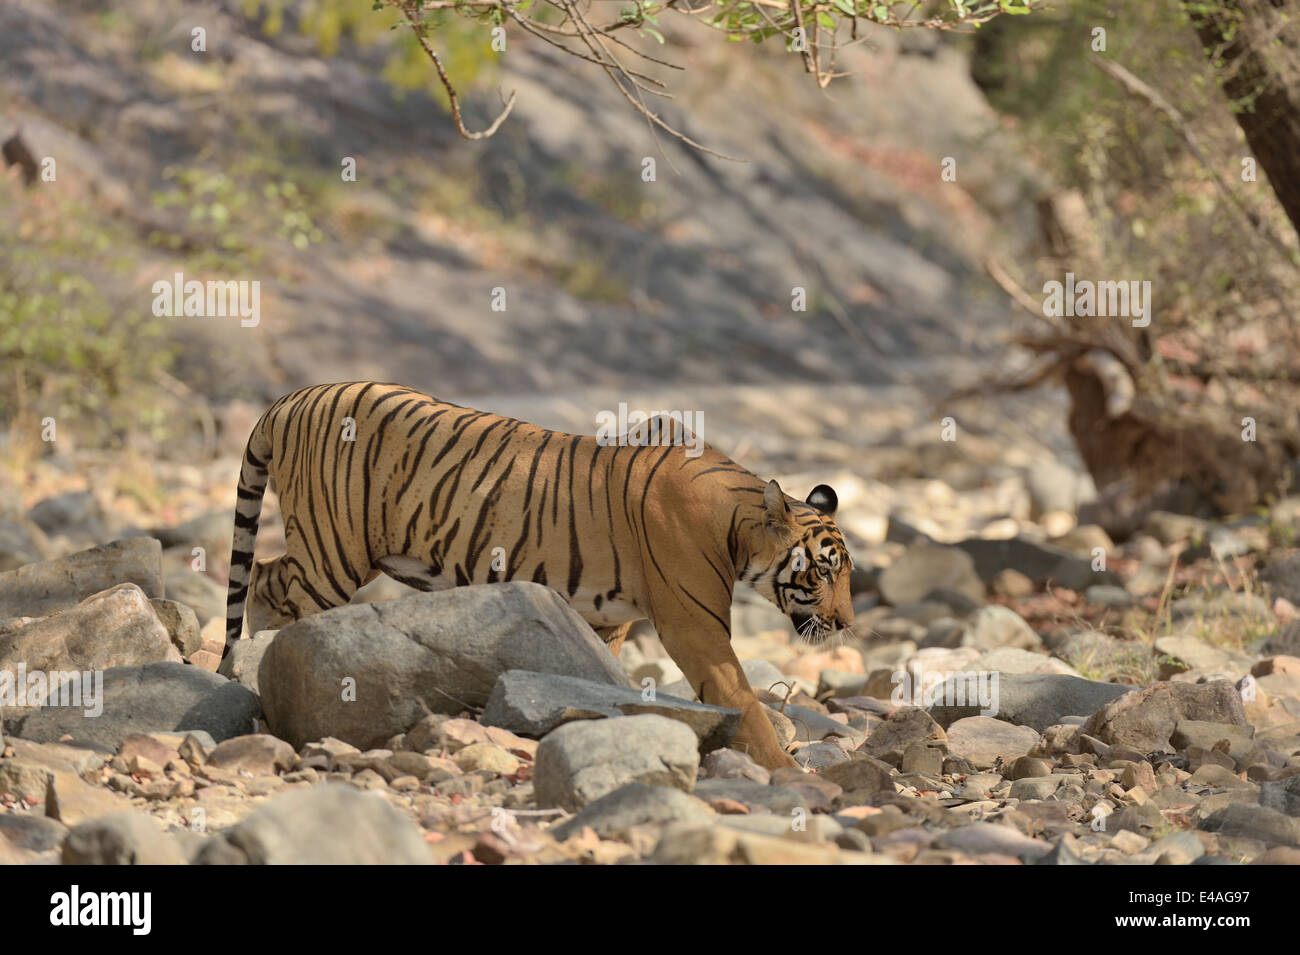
224, 381, 855, 769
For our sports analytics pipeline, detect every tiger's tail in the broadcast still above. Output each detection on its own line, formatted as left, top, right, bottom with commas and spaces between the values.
223, 422, 273, 660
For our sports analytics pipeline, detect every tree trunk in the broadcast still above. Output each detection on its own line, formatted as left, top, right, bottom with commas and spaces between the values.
1186, 0, 1300, 242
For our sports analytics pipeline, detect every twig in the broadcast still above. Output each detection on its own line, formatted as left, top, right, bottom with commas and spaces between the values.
399, 1, 517, 140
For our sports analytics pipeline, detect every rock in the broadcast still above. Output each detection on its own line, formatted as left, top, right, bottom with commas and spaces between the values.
1130, 830, 1205, 865
933, 821, 1052, 861
217, 630, 276, 693
780, 703, 865, 744
1052, 524, 1114, 557
0, 813, 67, 853
695, 777, 808, 814
961, 605, 1041, 652
763, 705, 798, 750
194, 783, 432, 863
0, 538, 162, 620
1049, 629, 1154, 677
1264, 621, 1300, 658
480, 669, 738, 750
1154, 636, 1240, 678
206, 735, 295, 776
878, 543, 984, 606
970, 647, 1081, 677
701, 748, 770, 785
0, 508, 52, 572
44, 771, 135, 826
549, 782, 714, 841
0, 583, 179, 674
929, 673, 1131, 732
1260, 554, 1300, 606
901, 741, 945, 775
741, 658, 790, 695
954, 537, 1117, 590
651, 823, 871, 865
819, 755, 896, 795
534, 715, 700, 812
61, 812, 187, 864
149, 598, 201, 659
0, 758, 54, 803
1261, 775, 1300, 817
860, 707, 946, 766
27, 491, 104, 536
1009, 775, 1063, 799
1083, 585, 1134, 608
11, 663, 260, 750
1142, 511, 1208, 545
991, 568, 1034, 598
818, 669, 869, 698
1170, 720, 1255, 760
1083, 681, 1248, 753
118, 734, 180, 769
781, 647, 864, 684
160, 556, 229, 628
944, 716, 1040, 769
452, 743, 521, 775
1200, 803, 1300, 847
1253, 656, 1300, 677
258, 583, 632, 750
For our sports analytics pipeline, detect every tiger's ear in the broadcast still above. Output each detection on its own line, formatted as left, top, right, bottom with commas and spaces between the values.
807, 484, 838, 516
763, 479, 796, 538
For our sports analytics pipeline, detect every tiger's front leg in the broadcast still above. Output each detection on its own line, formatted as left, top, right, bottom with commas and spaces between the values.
651, 608, 797, 771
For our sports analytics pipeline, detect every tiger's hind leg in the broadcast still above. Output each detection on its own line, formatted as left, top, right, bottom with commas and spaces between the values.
595, 622, 636, 657
246, 548, 368, 635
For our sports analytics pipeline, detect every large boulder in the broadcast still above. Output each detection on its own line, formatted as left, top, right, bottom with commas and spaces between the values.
928, 673, 1131, 732
0, 538, 162, 621
258, 583, 632, 750
8, 663, 260, 750
1083, 680, 1248, 753
954, 537, 1118, 590
0, 583, 180, 682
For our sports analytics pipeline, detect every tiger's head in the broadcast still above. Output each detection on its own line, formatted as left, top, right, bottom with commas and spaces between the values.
745, 480, 854, 644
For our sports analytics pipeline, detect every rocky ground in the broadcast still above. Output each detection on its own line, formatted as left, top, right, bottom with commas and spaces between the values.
2, 439, 1299, 866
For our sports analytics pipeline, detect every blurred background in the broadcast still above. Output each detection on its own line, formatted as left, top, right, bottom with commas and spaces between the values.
2, 0, 1299, 648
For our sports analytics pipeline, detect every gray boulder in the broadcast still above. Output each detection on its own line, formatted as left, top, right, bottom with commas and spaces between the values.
1083, 680, 1247, 753
10, 663, 260, 750
0, 583, 179, 675
534, 714, 700, 812
259, 583, 631, 749
928, 673, 1131, 732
